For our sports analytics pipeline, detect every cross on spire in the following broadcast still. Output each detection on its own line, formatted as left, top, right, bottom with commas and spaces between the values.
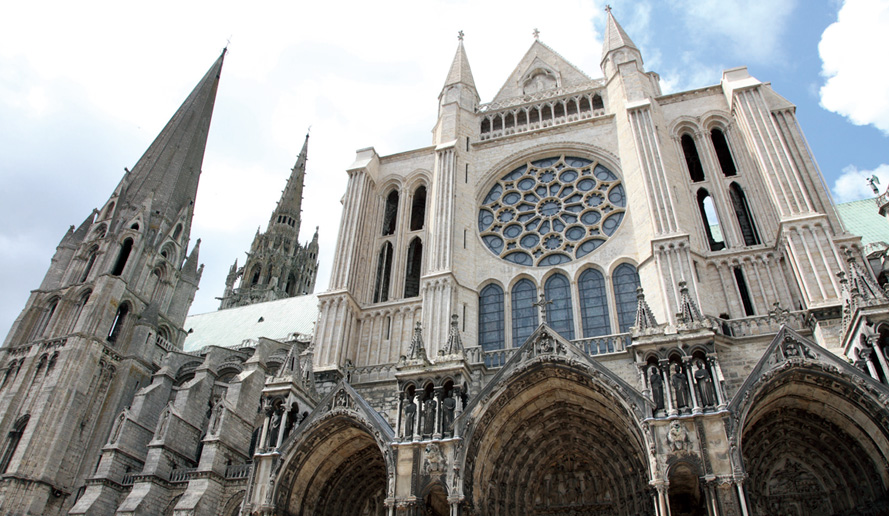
605, 4, 612, 14
533, 293, 553, 320
533, 28, 540, 40
458, 30, 464, 41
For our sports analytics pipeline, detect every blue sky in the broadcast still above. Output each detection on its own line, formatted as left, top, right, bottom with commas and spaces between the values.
0, 0, 887, 337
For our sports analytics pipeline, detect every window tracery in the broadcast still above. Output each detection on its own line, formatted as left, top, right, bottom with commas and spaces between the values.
478, 155, 626, 267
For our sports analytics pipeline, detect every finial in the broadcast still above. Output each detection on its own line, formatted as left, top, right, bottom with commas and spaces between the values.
533, 28, 540, 40
605, 4, 612, 14
533, 293, 553, 320
868, 175, 880, 195
457, 30, 464, 41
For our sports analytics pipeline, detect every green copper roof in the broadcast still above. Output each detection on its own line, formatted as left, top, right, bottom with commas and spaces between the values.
836, 197, 889, 254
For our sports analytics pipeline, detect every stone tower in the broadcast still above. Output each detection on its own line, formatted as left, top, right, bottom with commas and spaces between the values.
0, 50, 224, 515
218, 134, 319, 310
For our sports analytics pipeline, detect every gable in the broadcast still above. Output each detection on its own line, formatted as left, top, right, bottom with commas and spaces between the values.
492, 41, 594, 103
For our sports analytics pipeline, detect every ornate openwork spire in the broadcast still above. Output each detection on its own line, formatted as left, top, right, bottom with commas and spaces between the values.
633, 287, 658, 331
844, 248, 887, 305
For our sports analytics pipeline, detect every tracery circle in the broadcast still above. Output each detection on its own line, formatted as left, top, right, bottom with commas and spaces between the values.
478, 155, 626, 266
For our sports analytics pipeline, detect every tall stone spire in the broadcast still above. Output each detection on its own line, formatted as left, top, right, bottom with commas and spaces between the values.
121, 49, 225, 226
443, 35, 477, 92
268, 132, 309, 234
601, 7, 639, 62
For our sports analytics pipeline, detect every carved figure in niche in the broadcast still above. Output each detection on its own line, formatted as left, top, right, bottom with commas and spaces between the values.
156, 408, 170, 438
671, 363, 689, 409
424, 442, 446, 474
441, 394, 456, 435
649, 366, 664, 411
667, 421, 689, 451
403, 398, 417, 439
423, 397, 436, 435
267, 408, 282, 448
694, 359, 717, 407
209, 399, 223, 434
110, 411, 126, 444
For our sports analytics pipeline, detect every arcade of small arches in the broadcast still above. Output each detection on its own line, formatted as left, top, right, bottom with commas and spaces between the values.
373, 181, 428, 303
640, 346, 725, 418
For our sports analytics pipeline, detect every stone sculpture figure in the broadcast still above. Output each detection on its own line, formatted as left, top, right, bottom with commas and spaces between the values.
423, 397, 436, 435
649, 366, 664, 411
441, 394, 456, 435
671, 363, 689, 409
267, 409, 282, 448
404, 398, 417, 439
694, 360, 717, 407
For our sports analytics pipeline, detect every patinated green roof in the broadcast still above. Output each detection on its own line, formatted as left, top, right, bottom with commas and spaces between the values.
836, 197, 889, 254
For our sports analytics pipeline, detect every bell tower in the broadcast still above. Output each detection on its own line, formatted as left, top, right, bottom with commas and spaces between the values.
0, 50, 224, 515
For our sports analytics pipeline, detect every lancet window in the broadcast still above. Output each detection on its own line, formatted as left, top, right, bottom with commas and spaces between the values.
545, 273, 575, 339
403, 238, 423, 298
107, 302, 130, 343
479, 284, 505, 351
710, 128, 736, 176
0, 415, 28, 473
613, 264, 641, 332
111, 238, 133, 276
729, 183, 760, 246
410, 186, 426, 231
681, 134, 705, 182
382, 190, 399, 236
579, 268, 610, 337
511, 279, 538, 346
373, 242, 394, 303
697, 190, 726, 251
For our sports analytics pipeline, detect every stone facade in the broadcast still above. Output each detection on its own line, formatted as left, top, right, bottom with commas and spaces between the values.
3, 10, 889, 516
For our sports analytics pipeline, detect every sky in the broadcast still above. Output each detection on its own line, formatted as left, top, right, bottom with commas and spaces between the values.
0, 0, 887, 337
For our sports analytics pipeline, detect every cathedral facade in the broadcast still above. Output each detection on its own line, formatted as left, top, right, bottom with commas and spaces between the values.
2, 10, 889, 516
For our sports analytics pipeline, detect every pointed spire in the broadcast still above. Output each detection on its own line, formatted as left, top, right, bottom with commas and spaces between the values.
407, 322, 430, 364
122, 50, 225, 226
268, 132, 309, 232
182, 239, 201, 279
601, 7, 639, 62
443, 35, 477, 91
676, 281, 704, 325
632, 287, 658, 332
442, 314, 464, 355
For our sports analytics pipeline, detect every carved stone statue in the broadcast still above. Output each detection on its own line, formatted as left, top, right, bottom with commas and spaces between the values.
267, 409, 282, 448
694, 360, 717, 407
403, 398, 417, 439
667, 421, 689, 452
209, 399, 223, 434
423, 442, 446, 474
671, 363, 689, 409
423, 397, 436, 435
649, 366, 664, 411
441, 394, 456, 435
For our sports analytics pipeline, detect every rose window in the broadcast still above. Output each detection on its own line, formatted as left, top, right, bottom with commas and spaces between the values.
478, 155, 626, 266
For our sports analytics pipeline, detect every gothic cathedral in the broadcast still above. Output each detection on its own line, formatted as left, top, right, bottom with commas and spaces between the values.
2, 10, 889, 516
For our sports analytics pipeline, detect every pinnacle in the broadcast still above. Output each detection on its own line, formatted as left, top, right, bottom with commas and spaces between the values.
443, 38, 477, 91
601, 7, 639, 62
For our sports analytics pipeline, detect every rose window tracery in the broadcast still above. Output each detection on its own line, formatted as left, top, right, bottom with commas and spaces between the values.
478, 155, 626, 266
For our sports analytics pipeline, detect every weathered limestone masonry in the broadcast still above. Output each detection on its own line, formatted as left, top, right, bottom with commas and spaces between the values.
248, 10, 889, 516
4, 9, 889, 516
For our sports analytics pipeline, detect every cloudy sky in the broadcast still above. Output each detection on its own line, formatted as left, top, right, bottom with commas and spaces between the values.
1, 0, 887, 336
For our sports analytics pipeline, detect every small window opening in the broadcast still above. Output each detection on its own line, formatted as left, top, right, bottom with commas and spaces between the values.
32, 300, 58, 340
710, 129, 737, 176
172, 224, 182, 240
404, 238, 423, 298
682, 134, 705, 182
697, 190, 726, 251
111, 238, 133, 276
81, 247, 98, 282
250, 266, 262, 286
0, 415, 29, 473
130, 223, 140, 231
382, 190, 399, 236
108, 303, 130, 343
465, 137, 469, 151
373, 242, 394, 303
729, 183, 760, 246
385, 316, 391, 340
734, 267, 755, 316
592, 94, 604, 111
465, 163, 469, 183
410, 186, 427, 231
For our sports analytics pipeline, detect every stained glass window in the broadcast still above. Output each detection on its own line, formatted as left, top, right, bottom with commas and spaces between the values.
479, 284, 505, 351
545, 273, 575, 339
579, 269, 611, 337
613, 264, 640, 332
511, 279, 538, 347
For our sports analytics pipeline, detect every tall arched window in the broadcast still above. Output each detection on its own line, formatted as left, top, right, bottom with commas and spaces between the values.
710, 128, 737, 176
31, 299, 58, 340
729, 183, 760, 246
111, 238, 133, 276
80, 246, 98, 282
478, 284, 504, 351
107, 303, 130, 343
69, 291, 91, 333
578, 269, 611, 337
250, 265, 262, 286
0, 415, 29, 473
404, 238, 423, 298
373, 242, 394, 303
613, 264, 641, 332
410, 186, 427, 231
545, 273, 575, 339
382, 190, 399, 236
697, 189, 726, 251
511, 279, 538, 347
681, 134, 705, 182
285, 273, 297, 296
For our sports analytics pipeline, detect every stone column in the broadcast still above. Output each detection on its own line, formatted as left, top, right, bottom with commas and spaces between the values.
276, 406, 290, 448
735, 479, 750, 516
861, 348, 881, 381
871, 338, 889, 384
707, 354, 726, 407
655, 483, 669, 516
661, 360, 675, 416
396, 392, 405, 439
433, 387, 444, 440
637, 363, 650, 398
413, 394, 421, 440
683, 357, 701, 413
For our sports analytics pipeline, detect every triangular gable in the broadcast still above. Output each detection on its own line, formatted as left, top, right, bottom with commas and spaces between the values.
727, 326, 888, 414
457, 324, 651, 426
492, 41, 593, 103
281, 380, 395, 451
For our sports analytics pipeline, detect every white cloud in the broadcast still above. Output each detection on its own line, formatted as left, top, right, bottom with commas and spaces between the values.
675, 0, 797, 64
819, 0, 889, 135
832, 163, 889, 202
